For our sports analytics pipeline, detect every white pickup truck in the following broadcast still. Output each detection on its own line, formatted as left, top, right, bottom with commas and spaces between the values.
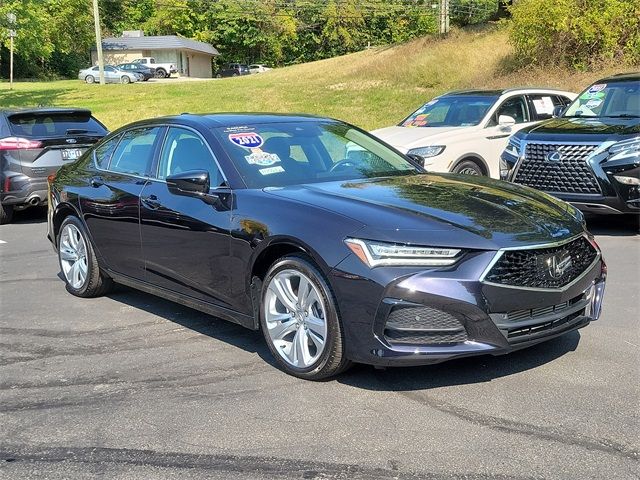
132, 57, 177, 78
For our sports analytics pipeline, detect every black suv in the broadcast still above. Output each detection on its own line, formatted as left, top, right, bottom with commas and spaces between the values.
0, 108, 108, 223
501, 73, 639, 215
215, 63, 250, 78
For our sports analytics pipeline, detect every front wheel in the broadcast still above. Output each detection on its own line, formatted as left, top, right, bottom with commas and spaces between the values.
453, 159, 484, 176
121, 75, 131, 84
85, 75, 95, 84
260, 254, 350, 380
58, 216, 113, 298
155, 69, 166, 79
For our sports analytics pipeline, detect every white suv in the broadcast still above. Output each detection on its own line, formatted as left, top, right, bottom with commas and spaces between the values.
372, 88, 576, 178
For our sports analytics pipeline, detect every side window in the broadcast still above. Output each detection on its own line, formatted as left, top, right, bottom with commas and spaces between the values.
105, 66, 115, 73
94, 134, 121, 169
108, 126, 162, 176
157, 128, 223, 187
491, 96, 530, 125
529, 94, 563, 120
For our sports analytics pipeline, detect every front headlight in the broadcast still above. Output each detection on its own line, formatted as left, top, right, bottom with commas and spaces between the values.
344, 238, 462, 267
407, 146, 446, 160
505, 136, 521, 157
608, 137, 640, 159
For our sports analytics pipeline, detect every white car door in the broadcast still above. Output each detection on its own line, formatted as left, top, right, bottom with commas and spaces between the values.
475, 95, 535, 178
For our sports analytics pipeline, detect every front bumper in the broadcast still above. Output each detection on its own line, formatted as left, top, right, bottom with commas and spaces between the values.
330, 247, 606, 367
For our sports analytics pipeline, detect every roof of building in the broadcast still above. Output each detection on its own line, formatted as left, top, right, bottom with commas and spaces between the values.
99, 35, 219, 56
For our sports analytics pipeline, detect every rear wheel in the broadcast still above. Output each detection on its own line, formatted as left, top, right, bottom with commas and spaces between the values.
121, 75, 130, 84
0, 203, 14, 224
260, 254, 350, 380
58, 216, 113, 298
453, 159, 484, 176
85, 75, 95, 84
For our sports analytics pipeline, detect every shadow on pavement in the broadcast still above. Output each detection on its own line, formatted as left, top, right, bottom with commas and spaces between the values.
7, 207, 47, 225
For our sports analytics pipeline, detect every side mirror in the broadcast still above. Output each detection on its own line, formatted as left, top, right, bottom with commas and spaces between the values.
552, 105, 564, 118
407, 154, 426, 169
498, 115, 516, 127
166, 170, 210, 197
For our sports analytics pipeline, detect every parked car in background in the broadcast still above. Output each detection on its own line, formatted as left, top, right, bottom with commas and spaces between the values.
0, 108, 107, 224
117, 62, 155, 81
249, 64, 271, 74
502, 73, 640, 215
215, 63, 250, 78
78, 65, 138, 84
132, 57, 177, 78
47, 113, 605, 380
372, 88, 576, 178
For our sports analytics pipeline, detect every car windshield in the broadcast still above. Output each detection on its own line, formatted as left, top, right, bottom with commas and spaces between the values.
563, 80, 640, 118
399, 95, 497, 127
215, 121, 419, 188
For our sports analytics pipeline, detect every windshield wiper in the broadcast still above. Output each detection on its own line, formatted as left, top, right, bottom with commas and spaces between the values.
601, 114, 640, 119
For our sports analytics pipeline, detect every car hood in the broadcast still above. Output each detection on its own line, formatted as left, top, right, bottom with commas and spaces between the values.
371, 126, 468, 152
521, 116, 640, 139
264, 174, 584, 250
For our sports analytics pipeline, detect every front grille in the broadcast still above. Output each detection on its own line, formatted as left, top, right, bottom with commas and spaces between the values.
506, 296, 581, 322
506, 309, 585, 340
384, 305, 467, 345
514, 143, 601, 194
484, 236, 598, 289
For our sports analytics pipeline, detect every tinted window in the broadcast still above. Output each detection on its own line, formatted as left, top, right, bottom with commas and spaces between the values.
157, 128, 223, 187
108, 126, 163, 176
216, 122, 417, 188
8, 112, 107, 138
94, 134, 121, 169
491, 96, 530, 125
529, 94, 566, 120
401, 96, 497, 127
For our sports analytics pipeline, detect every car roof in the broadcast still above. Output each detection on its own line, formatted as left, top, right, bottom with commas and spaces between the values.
124, 112, 337, 130
0, 107, 92, 117
443, 87, 573, 97
596, 72, 640, 83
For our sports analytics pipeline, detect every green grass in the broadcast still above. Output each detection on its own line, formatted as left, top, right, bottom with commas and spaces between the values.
0, 26, 635, 131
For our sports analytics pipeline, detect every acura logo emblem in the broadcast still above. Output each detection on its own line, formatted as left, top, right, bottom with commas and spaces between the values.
66, 138, 77, 144
545, 150, 562, 162
546, 254, 572, 279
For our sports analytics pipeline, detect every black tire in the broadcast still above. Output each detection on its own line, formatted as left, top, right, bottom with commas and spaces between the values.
0, 203, 14, 224
57, 215, 113, 298
121, 75, 130, 84
452, 159, 484, 176
260, 254, 351, 380
232, 72, 238, 77
85, 75, 95, 84
155, 69, 166, 79
215, 73, 222, 78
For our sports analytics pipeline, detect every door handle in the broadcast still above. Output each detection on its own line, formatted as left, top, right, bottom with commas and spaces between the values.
90, 176, 104, 187
141, 194, 161, 210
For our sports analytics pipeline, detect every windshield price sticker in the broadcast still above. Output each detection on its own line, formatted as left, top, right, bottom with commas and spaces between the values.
229, 132, 264, 149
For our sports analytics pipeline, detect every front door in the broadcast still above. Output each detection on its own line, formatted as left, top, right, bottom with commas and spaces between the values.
139, 126, 234, 308
81, 126, 164, 279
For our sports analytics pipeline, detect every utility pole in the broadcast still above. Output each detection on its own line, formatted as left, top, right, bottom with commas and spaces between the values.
92, 0, 105, 84
439, 0, 450, 35
7, 13, 16, 90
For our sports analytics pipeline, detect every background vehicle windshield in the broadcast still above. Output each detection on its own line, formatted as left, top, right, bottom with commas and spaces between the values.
399, 95, 497, 127
216, 122, 418, 188
564, 80, 640, 118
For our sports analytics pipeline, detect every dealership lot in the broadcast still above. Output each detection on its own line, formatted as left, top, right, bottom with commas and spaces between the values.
0, 210, 638, 479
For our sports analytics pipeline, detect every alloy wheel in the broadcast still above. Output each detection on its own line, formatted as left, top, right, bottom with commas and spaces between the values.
458, 167, 480, 175
264, 269, 328, 368
59, 224, 88, 289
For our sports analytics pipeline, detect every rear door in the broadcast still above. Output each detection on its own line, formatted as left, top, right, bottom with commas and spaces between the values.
6, 110, 108, 180
81, 126, 164, 279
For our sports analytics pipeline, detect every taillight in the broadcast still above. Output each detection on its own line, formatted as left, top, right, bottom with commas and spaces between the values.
0, 137, 43, 150
47, 173, 56, 184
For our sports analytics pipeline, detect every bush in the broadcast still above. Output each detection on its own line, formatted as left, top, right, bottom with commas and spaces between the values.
451, 0, 499, 26
509, 0, 640, 69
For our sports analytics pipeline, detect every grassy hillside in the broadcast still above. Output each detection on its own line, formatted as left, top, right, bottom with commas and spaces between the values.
0, 26, 635, 131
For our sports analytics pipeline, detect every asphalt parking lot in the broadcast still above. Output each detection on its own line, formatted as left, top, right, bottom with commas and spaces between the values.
0, 209, 638, 480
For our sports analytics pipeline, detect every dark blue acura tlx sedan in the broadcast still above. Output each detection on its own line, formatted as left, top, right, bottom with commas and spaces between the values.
47, 113, 607, 379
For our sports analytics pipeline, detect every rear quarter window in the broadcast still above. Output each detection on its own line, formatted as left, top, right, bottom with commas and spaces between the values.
8, 112, 107, 138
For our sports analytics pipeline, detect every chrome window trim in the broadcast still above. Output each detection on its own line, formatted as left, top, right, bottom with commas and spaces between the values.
479, 233, 601, 292
155, 124, 229, 186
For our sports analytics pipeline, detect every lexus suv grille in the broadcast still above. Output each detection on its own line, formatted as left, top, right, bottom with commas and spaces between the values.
514, 143, 601, 195
484, 236, 598, 289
